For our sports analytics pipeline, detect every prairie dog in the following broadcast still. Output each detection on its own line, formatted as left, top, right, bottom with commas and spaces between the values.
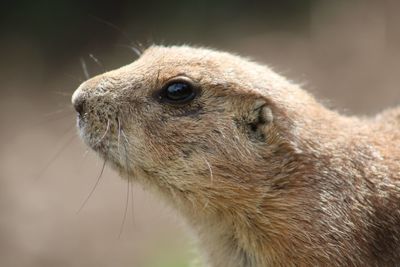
72, 45, 400, 267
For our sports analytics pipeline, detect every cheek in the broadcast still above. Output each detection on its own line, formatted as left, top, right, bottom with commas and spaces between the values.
145, 119, 213, 154
132, 111, 240, 168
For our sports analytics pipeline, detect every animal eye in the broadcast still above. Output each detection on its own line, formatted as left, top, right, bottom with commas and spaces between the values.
160, 81, 196, 104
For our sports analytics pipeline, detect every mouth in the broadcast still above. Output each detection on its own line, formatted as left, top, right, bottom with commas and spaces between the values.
77, 115, 126, 165
76, 113, 86, 130
76, 115, 104, 150
72, 92, 126, 168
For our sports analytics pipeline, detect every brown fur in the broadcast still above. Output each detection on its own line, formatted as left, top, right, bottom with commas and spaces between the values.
72, 45, 400, 267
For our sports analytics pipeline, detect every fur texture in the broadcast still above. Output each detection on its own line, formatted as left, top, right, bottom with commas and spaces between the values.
72, 45, 400, 267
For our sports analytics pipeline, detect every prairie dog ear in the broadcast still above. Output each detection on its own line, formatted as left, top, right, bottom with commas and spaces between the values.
235, 98, 274, 142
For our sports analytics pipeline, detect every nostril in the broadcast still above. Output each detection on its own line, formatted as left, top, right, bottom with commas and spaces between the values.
74, 98, 86, 115
72, 90, 86, 116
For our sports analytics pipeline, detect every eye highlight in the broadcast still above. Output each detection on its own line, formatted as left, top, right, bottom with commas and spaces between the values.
158, 78, 198, 104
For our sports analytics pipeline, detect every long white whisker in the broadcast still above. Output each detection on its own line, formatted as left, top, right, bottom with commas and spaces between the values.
117, 117, 122, 158
42, 108, 71, 118
130, 180, 135, 227
121, 129, 131, 146
129, 46, 142, 57
118, 178, 130, 239
77, 159, 107, 213
89, 15, 134, 45
36, 126, 77, 179
80, 58, 90, 80
22, 113, 73, 132
93, 119, 110, 147
121, 129, 131, 174
89, 53, 104, 70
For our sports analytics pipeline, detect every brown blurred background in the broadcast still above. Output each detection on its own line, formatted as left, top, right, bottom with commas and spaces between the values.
1, 1, 399, 266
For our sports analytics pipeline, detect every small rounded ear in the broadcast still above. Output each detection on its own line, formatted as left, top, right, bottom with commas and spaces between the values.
235, 98, 274, 142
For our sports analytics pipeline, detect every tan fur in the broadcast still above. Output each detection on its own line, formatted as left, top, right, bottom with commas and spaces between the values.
72, 45, 400, 267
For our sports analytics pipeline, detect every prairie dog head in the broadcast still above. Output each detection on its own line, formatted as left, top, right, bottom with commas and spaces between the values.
71, 45, 319, 214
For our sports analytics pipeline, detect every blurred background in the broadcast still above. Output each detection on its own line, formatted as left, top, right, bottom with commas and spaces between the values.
1, 0, 399, 266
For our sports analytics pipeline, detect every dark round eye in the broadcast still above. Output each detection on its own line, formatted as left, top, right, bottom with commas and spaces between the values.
161, 81, 196, 104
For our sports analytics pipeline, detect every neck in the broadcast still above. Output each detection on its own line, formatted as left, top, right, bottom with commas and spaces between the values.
191, 213, 263, 267
183, 188, 313, 267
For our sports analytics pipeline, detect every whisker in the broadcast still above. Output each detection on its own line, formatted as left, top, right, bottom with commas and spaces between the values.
83, 149, 89, 158
42, 108, 71, 118
63, 73, 84, 83
201, 199, 210, 212
115, 120, 133, 237
203, 157, 214, 184
80, 58, 90, 80
121, 128, 133, 175
121, 129, 132, 177
129, 40, 145, 56
114, 44, 142, 58
121, 129, 131, 146
129, 46, 142, 57
117, 117, 122, 160
93, 119, 110, 147
117, 118, 121, 150
89, 15, 134, 46
130, 179, 135, 227
35, 127, 77, 179
155, 64, 161, 88
51, 91, 74, 97
21, 112, 74, 133
89, 53, 105, 70
118, 178, 130, 239
77, 159, 107, 213
75, 148, 91, 173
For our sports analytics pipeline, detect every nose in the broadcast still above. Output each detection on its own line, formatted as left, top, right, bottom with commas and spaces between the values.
71, 89, 86, 115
